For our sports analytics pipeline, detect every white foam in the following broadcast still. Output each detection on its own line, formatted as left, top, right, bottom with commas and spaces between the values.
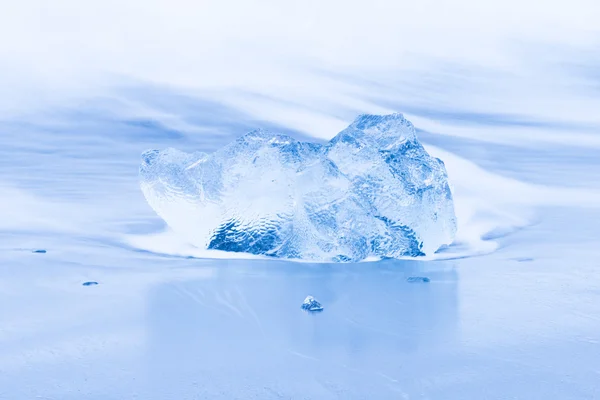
424, 145, 600, 259
123, 230, 270, 261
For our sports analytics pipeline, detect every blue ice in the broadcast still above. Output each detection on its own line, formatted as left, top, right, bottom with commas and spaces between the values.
140, 113, 457, 262
301, 295, 324, 312
407, 276, 431, 283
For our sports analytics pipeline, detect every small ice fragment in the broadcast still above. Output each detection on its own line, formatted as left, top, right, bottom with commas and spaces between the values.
407, 276, 430, 283
32, 249, 47, 254
82, 281, 99, 286
301, 295, 323, 312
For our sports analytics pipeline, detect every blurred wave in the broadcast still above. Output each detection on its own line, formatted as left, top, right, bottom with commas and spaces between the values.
1, 79, 598, 261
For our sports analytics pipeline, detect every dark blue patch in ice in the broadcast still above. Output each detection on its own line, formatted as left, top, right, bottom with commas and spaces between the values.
332, 255, 353, 263
407, 276, 430, 283
82, 281, 99, 286
207, 219, 281, 256
32, 249, 47, 254
301, 296, 323, 312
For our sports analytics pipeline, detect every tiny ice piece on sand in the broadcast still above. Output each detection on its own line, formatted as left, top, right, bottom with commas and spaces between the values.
407, 276, 430, 283
301, 296, 323, 312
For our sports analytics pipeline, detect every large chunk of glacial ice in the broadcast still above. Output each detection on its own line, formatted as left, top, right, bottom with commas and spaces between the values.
139, 113, 456, 262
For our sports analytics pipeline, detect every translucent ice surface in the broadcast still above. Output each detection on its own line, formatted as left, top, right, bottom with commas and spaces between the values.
140, 113, 456, 262
301, 296, 324, 312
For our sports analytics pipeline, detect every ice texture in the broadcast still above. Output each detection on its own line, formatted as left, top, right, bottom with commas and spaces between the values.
301, 296, 323, 312
140, 113, 456, 262
407, 276, 431, 283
